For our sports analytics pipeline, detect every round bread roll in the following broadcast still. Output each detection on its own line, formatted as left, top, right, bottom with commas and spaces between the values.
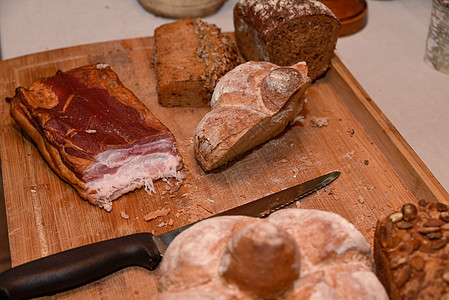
153, 209, 388, 299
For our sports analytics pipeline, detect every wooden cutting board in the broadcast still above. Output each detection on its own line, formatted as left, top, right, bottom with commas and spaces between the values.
0, 36, 448, 299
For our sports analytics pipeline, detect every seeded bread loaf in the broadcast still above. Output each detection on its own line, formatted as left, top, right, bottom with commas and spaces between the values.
374, 201, 449, 300
233, 0, 340, 81
154, 18, 240, 107
152, 209, 388, 299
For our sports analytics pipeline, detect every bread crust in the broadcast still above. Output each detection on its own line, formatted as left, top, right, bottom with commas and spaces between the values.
374, 201, 449, 299
194, 61, 310, 171
233, 0, 340, 81
154, 18, 239, 107
154, 209, 388, 299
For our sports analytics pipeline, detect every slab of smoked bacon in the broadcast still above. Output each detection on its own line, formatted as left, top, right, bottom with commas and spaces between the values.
6, 63, 182, 211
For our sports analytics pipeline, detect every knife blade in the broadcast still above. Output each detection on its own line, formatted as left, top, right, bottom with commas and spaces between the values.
0, 171, 340, 300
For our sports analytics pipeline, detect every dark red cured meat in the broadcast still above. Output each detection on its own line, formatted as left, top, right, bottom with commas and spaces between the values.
7, 64, 182, 210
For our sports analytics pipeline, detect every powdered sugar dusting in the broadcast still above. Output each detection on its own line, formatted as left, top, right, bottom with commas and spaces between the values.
268, 209, 371, 258
265, 70, 291, 93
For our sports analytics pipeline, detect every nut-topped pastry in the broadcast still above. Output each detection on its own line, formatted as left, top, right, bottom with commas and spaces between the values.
374, 200, 449, 300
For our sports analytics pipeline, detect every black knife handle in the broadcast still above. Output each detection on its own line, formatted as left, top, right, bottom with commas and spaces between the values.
0, 232, 161, 300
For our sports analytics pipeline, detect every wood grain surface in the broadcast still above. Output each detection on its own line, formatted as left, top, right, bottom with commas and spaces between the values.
0, 36, 448, 299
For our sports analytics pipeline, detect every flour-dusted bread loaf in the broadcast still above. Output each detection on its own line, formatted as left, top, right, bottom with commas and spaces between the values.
6, 64, 182, 211
194, 60, 311, 171
233, 0, 340, 81
154, 18, 240, 107
374, 201, 449, 300
152, 208, 389, 299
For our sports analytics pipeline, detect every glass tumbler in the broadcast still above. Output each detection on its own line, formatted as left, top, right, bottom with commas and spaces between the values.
425, 0, 449, 74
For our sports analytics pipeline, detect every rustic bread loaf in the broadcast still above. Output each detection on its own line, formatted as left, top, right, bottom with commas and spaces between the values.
152, 208, 388, 299
154, 18, 240, 107
6, 64, 182, 211
194, 60, 311, 171
233, 0, 340, 81
374, 201, 449, 300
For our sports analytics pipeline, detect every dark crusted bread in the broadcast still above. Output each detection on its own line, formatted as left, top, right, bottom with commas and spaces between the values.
154, 18, 240, 107
374, 200, 449, 299
6, 64, 182, 211
233, 0, 340, 81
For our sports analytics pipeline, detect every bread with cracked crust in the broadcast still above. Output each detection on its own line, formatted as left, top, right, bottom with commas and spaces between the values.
194, 60, 310, 171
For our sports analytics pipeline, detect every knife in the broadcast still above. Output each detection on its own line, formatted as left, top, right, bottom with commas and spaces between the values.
0, 171, 340, 300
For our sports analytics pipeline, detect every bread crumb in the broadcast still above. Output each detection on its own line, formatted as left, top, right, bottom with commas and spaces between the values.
358, 195, 365, 204
196, 199, 215, 214
347, 128, 355, 136
168, 182, 182, 194
324, 188, 334, 195
344, 150, 355, 159
291, 114, 305, 126
310, 116, 329, 127
161, 177, 174, 187
144, 208, 170, 221
120, 210, 129, 219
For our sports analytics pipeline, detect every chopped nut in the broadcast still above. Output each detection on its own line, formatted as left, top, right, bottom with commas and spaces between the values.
436, 202, 448, 212
417, 226, 441, 234
423, 218, 445, 227
396, 243, 415, 255
396, 221, 414, 230
443, 272, 449, 283
440, 211, 449, 222
418, 199, 428, 207
389, 212, 403, 223
390, 256, 407, 269
441, 223, 449, 230
441, 293, 449, 300
431, 236, 447, 249
426, 231, 443, 240
409, 256, 425, 271
402, 203, 418, 221
393, 264, 410, 288
410, 239, 421, 251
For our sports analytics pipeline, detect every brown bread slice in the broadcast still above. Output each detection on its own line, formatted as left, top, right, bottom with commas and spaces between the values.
154, 18, 239, 107
233, 0, 340, 81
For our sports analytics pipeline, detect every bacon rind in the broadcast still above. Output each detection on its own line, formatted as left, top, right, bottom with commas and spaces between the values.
7, 64, 183, 210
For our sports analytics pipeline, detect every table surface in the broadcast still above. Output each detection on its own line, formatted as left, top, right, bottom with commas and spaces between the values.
0, 0, 448, 195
